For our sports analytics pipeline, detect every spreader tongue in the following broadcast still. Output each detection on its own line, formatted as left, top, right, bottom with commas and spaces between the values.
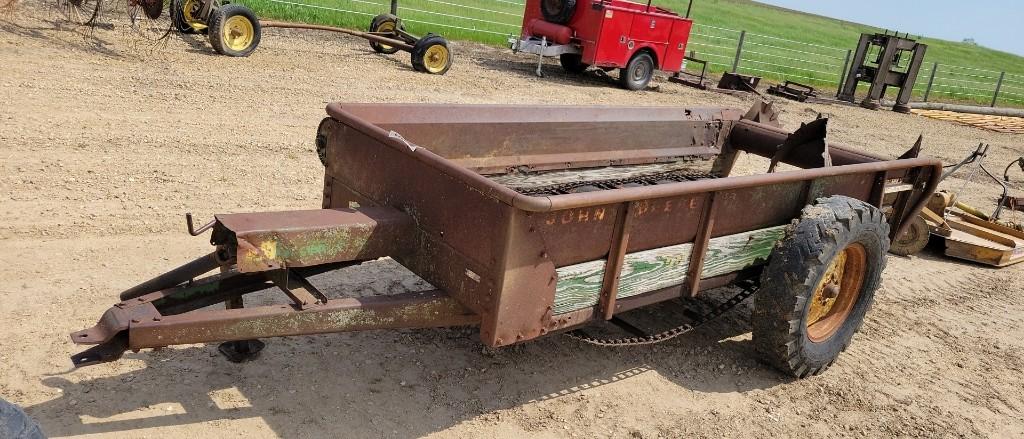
71, 333, 128, 368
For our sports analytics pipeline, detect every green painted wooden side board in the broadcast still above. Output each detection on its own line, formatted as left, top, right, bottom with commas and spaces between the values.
553, 225, 788, 315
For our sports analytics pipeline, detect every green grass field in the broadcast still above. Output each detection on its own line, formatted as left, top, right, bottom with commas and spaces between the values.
239, 0, 1024, 106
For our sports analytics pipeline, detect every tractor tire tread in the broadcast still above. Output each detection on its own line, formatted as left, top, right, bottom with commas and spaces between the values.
752, 196, 889, 378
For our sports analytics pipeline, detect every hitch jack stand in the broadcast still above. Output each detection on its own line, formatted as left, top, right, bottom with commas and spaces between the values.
217, 296, 265, 363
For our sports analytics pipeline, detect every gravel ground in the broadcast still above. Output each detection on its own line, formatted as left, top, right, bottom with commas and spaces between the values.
2, 2, 1023, 438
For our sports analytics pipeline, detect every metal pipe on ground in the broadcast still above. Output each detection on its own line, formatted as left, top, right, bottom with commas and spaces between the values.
909, 102, 1024, 118
260, 20, 415, 52
119, 252, 222, 301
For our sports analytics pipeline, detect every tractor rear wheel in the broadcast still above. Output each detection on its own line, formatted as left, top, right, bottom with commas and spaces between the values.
619, 51, 654, 90
209, 4, 261, 57
368, 13, 403, 54
540, 0, 575, 24
559, 53, 587, 74
411, 34, 452, 75
753, 196, 889, 378
890, 214, 929, 256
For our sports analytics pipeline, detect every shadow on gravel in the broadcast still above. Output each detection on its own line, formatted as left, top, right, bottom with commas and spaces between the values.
27, 288, 791, 438
477, 57, 625, 90
0, 16, 121, 58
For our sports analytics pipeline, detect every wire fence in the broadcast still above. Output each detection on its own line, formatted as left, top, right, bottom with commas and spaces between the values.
684, 22, 1024, 108
246, 0, 1024, 108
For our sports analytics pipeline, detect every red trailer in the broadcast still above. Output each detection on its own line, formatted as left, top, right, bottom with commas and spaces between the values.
510, 0, 694, 89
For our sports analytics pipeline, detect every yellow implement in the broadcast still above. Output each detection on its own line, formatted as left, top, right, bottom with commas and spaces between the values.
901, 191, 1024, 267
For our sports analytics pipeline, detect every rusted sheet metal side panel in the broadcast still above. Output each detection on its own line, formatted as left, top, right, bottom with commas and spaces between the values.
334, 103, 742, 175
377, 121, 724, 174
126, 291, 479, 348
215, 208, 413, 273
486, 211, 557, 346
316, 116, 512, 325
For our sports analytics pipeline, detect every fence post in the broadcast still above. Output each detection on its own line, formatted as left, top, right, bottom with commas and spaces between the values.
992, 71, 1006, 107
835, 49, 852, 98
923, 62, 938, 102
731, 30, 746, 73
390, 0, 398, 15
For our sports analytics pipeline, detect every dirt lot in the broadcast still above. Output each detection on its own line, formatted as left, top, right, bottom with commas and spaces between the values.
2, 3, 1024, 438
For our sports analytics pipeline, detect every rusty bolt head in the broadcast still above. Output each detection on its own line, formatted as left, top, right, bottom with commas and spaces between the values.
823, 283, 840, 299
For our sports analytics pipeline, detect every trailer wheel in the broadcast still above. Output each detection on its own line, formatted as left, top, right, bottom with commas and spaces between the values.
753, 196, 889, 378
889, 214, 929, 256
411, 34, 452, 75
171, 0, 205, 34
0, 398, 45, 439
619, 51, 655, 90
540, 0, 576, 24
209, 4, 261, 57
368, 13, 403, 54
559, 53, 588, 74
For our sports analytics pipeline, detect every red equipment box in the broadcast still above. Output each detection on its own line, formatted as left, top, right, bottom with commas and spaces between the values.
511, 0, 693, 89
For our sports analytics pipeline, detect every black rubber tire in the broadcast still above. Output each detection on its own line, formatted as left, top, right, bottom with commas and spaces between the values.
368, 13, 403, 54
559, 53, 588, 74
208, 4, 261, 57
0, 398, 45, 439
410, 34, 452, 75
618, 51, 655, 90
170, 0, 198, 34
889, 214, 929, 256
753, 196, 889, 378
540, 0, 575, 24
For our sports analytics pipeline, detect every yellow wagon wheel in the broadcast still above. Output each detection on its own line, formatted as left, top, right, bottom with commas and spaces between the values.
171, 0, 207, 34
411, 34, 452, 75
368, 13, 403, 54
209, 4, 261, 57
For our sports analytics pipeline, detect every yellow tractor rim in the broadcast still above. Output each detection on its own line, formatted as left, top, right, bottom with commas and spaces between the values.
806, 243, 866, 342
376, 21, 395, 51
423, 44, 449, 73
182, 0, 206, 30
223, 15, 255, 52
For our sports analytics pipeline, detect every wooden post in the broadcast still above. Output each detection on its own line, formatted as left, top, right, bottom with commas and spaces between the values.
598, 202, 635, 320
992, 72, 1006, 107
685, 193, 718, 297
731, 30, 746, 73
390, 0, 398, 15
923, 62, 938, 102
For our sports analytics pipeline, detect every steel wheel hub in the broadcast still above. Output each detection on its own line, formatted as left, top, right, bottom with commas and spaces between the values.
223, 15, 255, 51
423, 45, 449, 73
806, 243, 866, 342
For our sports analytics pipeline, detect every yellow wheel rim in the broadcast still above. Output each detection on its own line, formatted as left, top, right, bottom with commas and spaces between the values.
422, 44, 449, 74
806, 243, 866, 342
182, 0, 206, 30
223, 15, 255, 52
376, 21, 395, 51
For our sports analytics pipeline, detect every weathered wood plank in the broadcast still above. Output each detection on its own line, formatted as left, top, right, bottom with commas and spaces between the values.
487, 161, 710, 189
552, 225, 787, 314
